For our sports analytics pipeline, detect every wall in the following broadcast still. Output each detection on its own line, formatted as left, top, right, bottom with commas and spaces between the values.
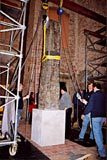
22, 0, 106, 113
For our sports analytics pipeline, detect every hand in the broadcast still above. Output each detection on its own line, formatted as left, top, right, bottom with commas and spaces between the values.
76, 93, 81, 100
26, 94, 29, 99
83, 99, 87, 105
103, 118, 107, 125
64, 107, 67, 110
81, 99, 88, 105
23, 94, 29, 100
81, 114, 85, 120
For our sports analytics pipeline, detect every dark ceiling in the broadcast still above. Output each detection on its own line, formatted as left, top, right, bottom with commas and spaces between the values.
0, 0, 106, 24
50, 0, 106, 24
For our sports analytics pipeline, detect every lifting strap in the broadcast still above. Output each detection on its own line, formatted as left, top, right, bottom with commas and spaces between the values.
59, 0, 63, 8
42, 18, 60, 62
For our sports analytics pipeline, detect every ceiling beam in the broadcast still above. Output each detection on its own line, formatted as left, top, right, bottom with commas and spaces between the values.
1, 3, 21, 20
95, 26, 106, 34
49, 0, 106, 25
84, 29, 106, 39
1, 0, 19, 8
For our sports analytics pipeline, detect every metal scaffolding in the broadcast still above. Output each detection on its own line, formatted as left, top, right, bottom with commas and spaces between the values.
0, 0, 29, 156
84, 28, 107, 89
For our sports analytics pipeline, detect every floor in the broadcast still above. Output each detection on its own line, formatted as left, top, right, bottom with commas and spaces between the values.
18, 119, 102, 160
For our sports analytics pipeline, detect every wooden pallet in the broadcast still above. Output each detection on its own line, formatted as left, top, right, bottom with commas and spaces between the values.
76, 154, 92, 160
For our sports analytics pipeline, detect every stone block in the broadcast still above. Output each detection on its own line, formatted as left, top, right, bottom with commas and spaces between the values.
31, 109, 65, 146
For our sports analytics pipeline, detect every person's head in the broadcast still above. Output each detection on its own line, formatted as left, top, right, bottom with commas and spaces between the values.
78, 88, 84, 93
30, 92, 34, 98
60, 85, 67, 95
88, 82, 94, 92
93, 83, 101, 92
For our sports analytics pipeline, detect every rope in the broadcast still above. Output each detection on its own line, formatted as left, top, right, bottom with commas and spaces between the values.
63, 48, 79, 92
33, 32, 43, 105
62, 28, 81, 92
58, 11, 63, 67
57, 1, 80, 92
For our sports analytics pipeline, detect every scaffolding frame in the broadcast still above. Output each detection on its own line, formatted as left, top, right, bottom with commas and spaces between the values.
0, 0, 28, 156
84, 29, 107, 89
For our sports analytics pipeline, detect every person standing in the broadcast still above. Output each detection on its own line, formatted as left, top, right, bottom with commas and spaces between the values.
82, 83, 106, 160
76, 82, 94, 142
28, 92, 36, 124
59, 85, 72, 139
13, 83, 29, 129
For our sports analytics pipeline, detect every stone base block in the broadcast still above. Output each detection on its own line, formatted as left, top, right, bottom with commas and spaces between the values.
31, 109, 65, 146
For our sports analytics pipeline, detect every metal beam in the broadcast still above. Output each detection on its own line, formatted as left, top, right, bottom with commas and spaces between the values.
84, 29, 106, 39
49, 0, 106, 24
0, 2, 21, 20
95, 26, 106, 34
1, 0, 19, 8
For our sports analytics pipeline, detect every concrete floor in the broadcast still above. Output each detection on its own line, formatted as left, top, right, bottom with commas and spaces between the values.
18, 119, 102, 160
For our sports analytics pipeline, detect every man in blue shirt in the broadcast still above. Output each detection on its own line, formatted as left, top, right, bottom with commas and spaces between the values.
83, 83, 106, 160
76, 82, 94, 142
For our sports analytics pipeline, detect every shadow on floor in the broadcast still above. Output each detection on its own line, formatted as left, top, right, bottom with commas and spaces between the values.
0, 134, 50, 160
69, 128, 96, 147
67, 127, 106, 147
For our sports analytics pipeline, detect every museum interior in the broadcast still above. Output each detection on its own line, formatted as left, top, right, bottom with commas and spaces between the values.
0, 0, 107, 159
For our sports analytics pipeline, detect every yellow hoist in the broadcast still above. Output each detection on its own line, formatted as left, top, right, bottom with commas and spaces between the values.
41, 0, 64, 62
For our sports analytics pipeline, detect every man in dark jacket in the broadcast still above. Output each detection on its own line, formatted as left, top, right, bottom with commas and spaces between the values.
83, 83, 106, 160
13, 83, 29, 128
75, 82, 94, 142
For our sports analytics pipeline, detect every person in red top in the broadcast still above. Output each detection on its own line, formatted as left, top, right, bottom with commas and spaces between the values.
28, 92, 36, 124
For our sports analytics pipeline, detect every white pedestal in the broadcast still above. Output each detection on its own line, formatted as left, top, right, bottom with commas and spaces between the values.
31, 109, 65, 146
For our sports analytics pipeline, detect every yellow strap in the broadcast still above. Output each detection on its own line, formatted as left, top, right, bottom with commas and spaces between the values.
42, 55, 60, 62
42, 24, 60, 62
60, 0, 63, 8
43, 24, 46, 57
42, 15, 60, 63
42, 2, 48, 10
